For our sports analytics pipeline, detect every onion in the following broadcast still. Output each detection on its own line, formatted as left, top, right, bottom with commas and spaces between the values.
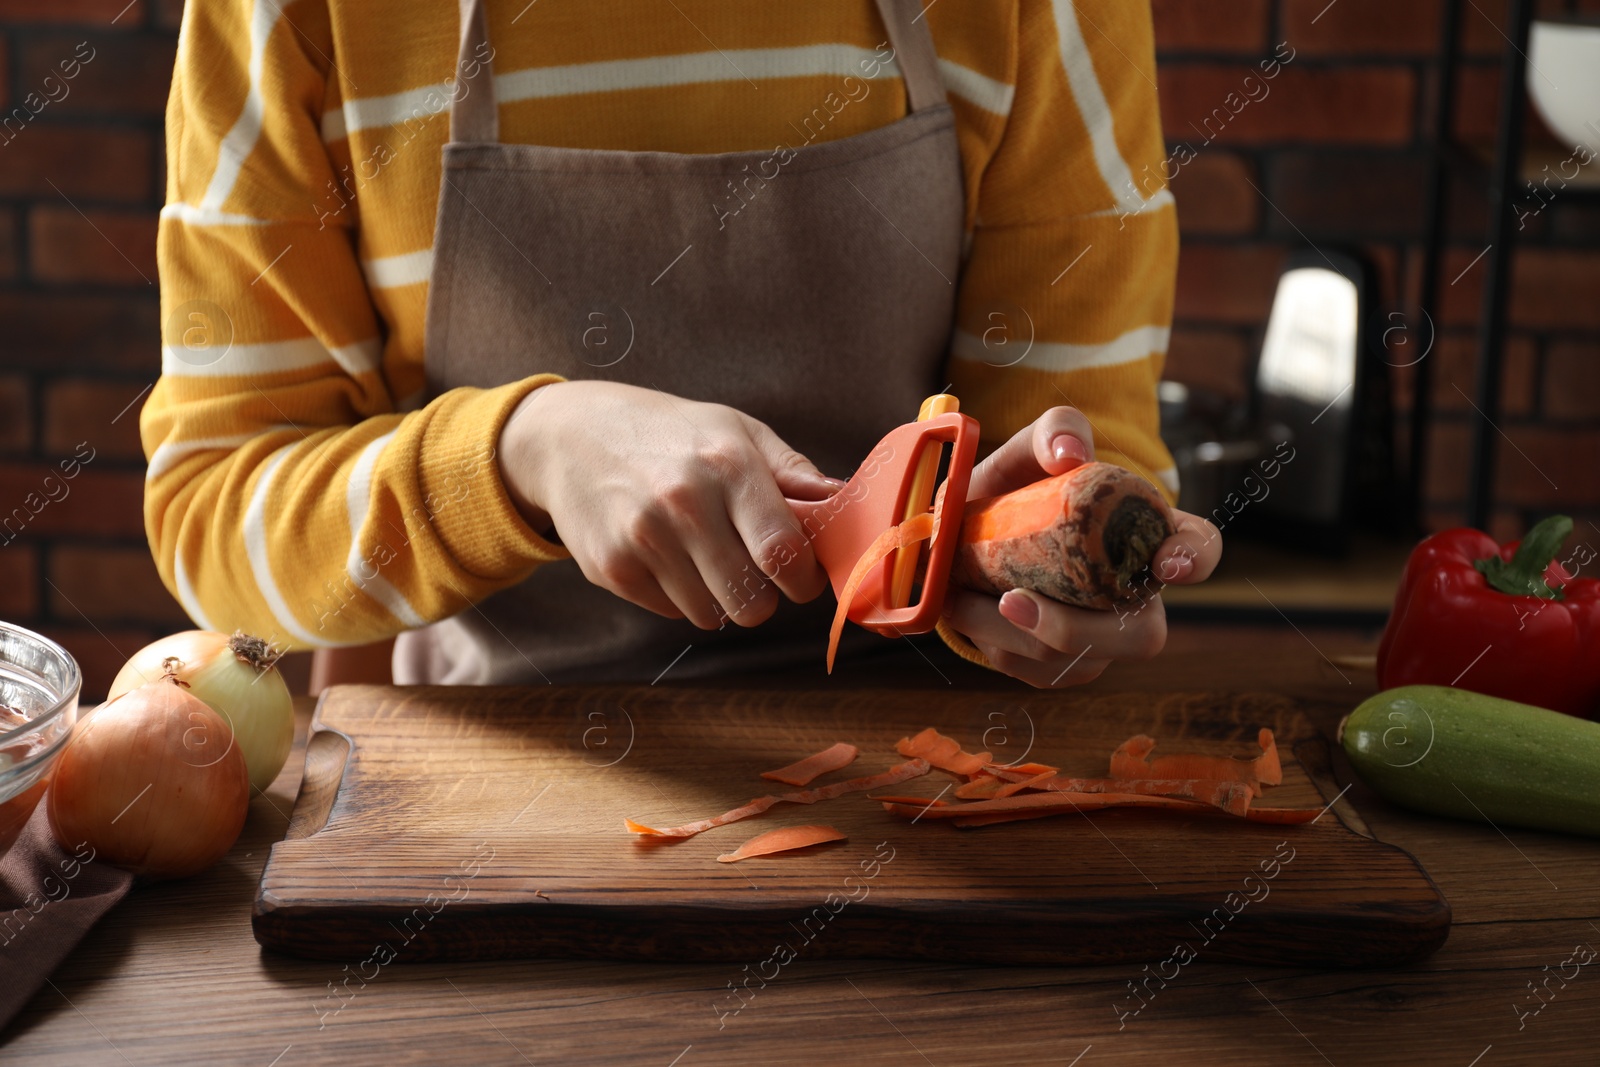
48, 669, 249, 879
109, 630, 292, 793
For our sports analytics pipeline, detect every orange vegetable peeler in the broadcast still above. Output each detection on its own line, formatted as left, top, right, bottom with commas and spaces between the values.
787, 394, 979, 670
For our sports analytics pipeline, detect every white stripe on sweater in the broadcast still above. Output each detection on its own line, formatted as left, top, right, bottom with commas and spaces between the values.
172, 543, 218, 633
159, 202, 272, 227
950, 323, 1169, 373
344, 430, 428, 629
243, 444, 351, 648
362, 248, 434, 289
161, 337, 382, 379
323, 46, 1012, 141
146, 428, 292, 482
197, 0, 283, 214
1050, 0, 1162, 215
937, 57, 1013, 116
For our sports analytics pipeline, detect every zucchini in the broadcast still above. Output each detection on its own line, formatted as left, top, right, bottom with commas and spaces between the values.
1341, 685, 1600, 838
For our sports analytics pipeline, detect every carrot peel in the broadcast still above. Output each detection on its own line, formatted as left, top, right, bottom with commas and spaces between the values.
992, 769, 1057, 799
954, 775, 1004, 799
880, 791, 1215, 821
625, 758, 931, 838
1027, 776, 1255, 817
896, 727, 991, 777
627, 726, 1315, 849
761, 742, 859, 786
1253, 728, 1283, 786
982, 761, 1061, 780
717, 824, 847, 863
827, 511, 935, 672
1110, 730, 1281, 796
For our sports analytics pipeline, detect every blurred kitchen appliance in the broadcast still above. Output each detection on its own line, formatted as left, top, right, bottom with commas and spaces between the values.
1161, 249, 1396, 554
1251, 250, 1364, 549
1158, 381, 1281, 520
1528, 18, 1600, 158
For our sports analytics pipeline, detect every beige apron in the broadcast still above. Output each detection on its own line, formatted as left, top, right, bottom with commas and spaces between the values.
394, 0, 965, 685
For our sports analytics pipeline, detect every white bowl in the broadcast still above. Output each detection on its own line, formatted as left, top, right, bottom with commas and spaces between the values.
1529, 20, 1600, 156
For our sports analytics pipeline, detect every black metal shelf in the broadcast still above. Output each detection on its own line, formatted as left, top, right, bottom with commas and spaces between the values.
1411, 2, 1600, 525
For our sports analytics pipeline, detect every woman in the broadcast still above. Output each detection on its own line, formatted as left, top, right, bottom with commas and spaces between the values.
145, 0, 1219, 687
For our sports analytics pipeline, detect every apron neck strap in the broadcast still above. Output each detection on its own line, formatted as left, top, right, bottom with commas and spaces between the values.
872, 0, 945, 113
448, 0, 945, 145
452, 0, 498, 143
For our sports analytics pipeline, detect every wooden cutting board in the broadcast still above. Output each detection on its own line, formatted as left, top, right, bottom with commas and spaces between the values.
253, 685, 1450, 967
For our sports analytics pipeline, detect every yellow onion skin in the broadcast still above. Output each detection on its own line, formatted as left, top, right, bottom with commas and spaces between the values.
108, 630, 293, 794
47, 679, 250, 879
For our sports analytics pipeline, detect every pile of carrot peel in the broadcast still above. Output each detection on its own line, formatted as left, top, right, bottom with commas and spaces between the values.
883, 726, 1318, 828
625, 725, 1322, 862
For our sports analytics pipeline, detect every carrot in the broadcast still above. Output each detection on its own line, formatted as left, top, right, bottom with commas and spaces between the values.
717, 824, 847, 863
1110, 730, 1282, 794
866, 795, 951, 807
950, 462, 1174, 611
761, 742, 859, 787
624, 758, 931, 838
827, 511, 935, 672
895, 727, 991, 777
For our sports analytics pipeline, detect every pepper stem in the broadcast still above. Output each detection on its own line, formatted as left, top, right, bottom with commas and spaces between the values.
1474, 514, 1571, 600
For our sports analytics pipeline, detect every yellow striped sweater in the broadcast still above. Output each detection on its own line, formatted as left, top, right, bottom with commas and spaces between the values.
145, 0, 1179, 650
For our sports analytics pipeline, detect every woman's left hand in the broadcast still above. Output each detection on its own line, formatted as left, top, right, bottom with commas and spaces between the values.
939, 406, 1221, 688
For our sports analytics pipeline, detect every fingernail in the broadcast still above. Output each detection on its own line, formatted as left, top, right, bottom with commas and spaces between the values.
1050, 434, 1089, 465
998, 589, 1040, 630
1158, 553, 1194, 582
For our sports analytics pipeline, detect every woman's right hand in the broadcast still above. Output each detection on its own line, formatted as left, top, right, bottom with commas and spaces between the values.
496, 380, 841, 629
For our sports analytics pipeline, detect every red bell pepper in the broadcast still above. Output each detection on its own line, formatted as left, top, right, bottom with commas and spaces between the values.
1377, 515, 1600, 718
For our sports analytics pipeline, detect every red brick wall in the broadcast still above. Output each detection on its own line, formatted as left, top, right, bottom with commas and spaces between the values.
2, 0, 1598, 695
1156, 0, 1600, 541
0, 0, 184, 695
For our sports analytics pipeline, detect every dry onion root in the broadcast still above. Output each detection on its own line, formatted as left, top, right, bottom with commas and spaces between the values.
47, 667, 250, 879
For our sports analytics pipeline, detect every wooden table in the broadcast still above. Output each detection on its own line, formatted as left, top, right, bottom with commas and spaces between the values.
5, 625, 1598, 1065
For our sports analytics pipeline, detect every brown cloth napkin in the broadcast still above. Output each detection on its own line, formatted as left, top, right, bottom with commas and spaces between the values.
0, 802, 132, 1028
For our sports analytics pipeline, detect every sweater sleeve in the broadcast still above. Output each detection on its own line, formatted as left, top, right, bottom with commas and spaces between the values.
947, 0, 1179, 501
935, 0, 1178, 670
144, 0, 567, 650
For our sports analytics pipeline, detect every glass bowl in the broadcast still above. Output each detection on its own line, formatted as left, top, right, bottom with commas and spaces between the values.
0, 622, 81, 858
